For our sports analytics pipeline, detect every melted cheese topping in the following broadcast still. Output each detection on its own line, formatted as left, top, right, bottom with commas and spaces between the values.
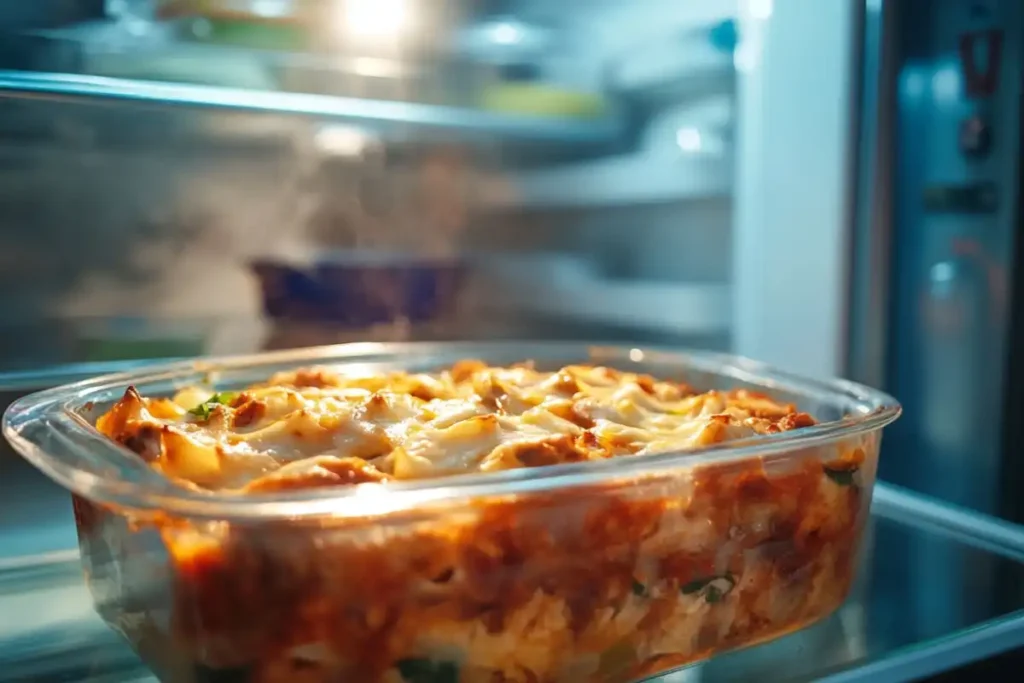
94, 360, 816, 492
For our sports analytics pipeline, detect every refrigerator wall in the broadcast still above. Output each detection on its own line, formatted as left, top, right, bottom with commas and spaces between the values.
732, 0, 861, 379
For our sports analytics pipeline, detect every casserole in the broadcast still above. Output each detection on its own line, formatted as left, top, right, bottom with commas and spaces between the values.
2, 342, 899, 683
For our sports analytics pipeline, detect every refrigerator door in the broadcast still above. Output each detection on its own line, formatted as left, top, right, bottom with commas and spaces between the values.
847, 0, 1024, 647
878, 0, 1021, 516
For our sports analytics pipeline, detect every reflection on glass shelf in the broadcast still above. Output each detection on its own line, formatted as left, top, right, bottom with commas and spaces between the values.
0, 460, 78, 559
1, 485, 1023, 682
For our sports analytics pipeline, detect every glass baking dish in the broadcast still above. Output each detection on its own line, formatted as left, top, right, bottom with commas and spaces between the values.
2, 342, 900, 683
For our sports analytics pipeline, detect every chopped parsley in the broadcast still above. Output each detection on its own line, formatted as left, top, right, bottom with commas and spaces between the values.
598, 640, 636, 678
188, 391, 239, 420
396, 658, 459, 683
824, 466, 859, 487
681, 573, 736, 604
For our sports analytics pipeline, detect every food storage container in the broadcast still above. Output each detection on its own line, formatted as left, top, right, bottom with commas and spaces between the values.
152, 0, 320, 51
249, 252, 466, 327
2, 342, 900, 683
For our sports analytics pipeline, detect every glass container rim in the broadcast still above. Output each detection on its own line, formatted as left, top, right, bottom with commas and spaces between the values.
2, 341, 901, 522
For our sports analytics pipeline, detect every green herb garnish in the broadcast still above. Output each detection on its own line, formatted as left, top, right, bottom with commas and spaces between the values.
631, 579, 647, 597
824, 466, 859, 487
188, 391, 239, 420
681, 573, 736, 604
598, 640, 637, 678
681, 577, 711, 594
396, 658, 459, 683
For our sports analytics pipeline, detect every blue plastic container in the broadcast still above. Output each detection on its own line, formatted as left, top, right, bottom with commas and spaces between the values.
250, 251, 466, 327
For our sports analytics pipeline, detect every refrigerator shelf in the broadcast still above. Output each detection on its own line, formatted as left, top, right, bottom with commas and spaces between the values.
0, 70, 626, 150
1, 483, 1023, 682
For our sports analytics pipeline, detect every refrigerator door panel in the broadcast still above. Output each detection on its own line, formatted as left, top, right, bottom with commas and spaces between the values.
848, 0, 1023, 640
883, 0, 1021, 516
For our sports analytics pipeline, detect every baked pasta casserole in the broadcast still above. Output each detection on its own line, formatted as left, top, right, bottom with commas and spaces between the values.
78, 360, 875, 683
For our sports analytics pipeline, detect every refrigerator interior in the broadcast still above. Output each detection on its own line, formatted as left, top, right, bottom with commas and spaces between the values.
0, 0, 866, 556
0, 0, 858, 377
9, 2, 1024, 681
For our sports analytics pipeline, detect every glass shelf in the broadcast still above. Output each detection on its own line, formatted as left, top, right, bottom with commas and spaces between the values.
2, 483, 1024, 683
0, 70, 626, 146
